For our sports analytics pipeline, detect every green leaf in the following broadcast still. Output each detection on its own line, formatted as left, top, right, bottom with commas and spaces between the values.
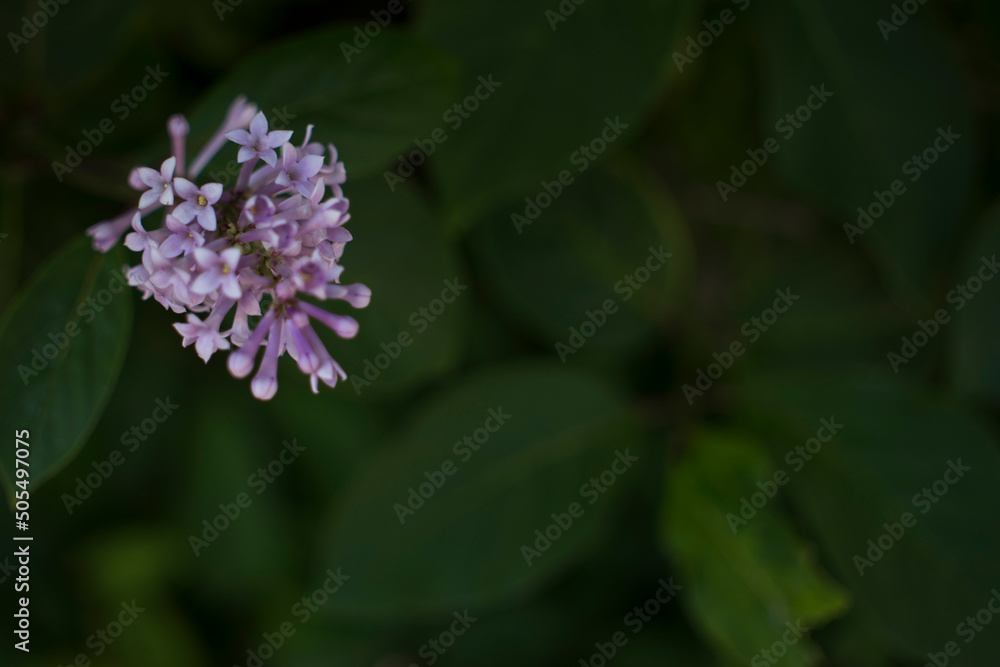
417, 0, 701, 225
330, 175, 471, 399
749, 0, 975, 300
745, 371, 1000, 663
175, 387, 296, 600
320, 365, 640, 618
660, 430, 850, 667
950, 202, 1000, 402
187, 26, 459, 179
0, 236, 131, 497
471, 163, 692, 356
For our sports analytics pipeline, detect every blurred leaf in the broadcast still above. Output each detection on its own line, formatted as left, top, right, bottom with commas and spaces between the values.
660, 430, 849, 667
330, 175, 472, 399
0, 236, 131, 497
176, 387, 296, 603
80, 527, 188, 600
434, 604, 581, 667
950, 201, 1000, 401
417, 0, 701, 225
750, 0, 975, 300
111, 610, 210, 667
471, 163, 692, 356
187, 26, 459, 179
613, 631, 722, 667
732, 243, 905, 372
652, 22, 760, 184
77, 528, 210, 667
746, 370, 1000, 663
265, 383, 387, 495
822, 613, 895, 667
0, 176, 24, 311
320, 365, 640, 618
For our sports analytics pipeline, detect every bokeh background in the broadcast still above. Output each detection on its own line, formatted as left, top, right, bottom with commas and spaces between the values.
2, 0, 1000, 665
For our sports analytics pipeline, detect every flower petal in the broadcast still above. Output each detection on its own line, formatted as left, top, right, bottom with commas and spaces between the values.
201, 182, 224, 202
226, 128, 252, 145
138, 189, 161, 209
173, 177, 199, 199
160, 156, 177, 179
259, 147, 278, 168
197, 206, 217, 231
267, 130, 294, 148
249, 110, 269, 137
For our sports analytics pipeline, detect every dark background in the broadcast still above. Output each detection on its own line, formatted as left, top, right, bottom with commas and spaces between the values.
2, 0, 1000, 665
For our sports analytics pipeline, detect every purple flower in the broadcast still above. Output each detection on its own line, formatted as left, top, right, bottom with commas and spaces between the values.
173, 178, 223, 231
137, 157, 176, 208
250, 316, 284, 401
321, 144, 347, 198
159, 214, 205, 258
87, 209, 137, 252
225, 111, 293, 168
275, 143, 325, 197
88, 97, 371, 400
188, 96, 258, 178
123, 212, 151, 252
173, 311, 231, 362
192, 247, 243, 298
168, 115, 189, 176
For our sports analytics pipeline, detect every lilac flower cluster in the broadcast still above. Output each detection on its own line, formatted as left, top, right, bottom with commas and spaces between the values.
87, 97, 370, 400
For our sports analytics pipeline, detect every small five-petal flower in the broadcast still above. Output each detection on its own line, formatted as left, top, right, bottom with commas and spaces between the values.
173, 178, 223, 231
192, 247, 243, 298
137, 157, 176, 208
159, 214, 205, 258
174, 313, 231, 363
275, 143, 325, 197
225, 111, 293, 167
